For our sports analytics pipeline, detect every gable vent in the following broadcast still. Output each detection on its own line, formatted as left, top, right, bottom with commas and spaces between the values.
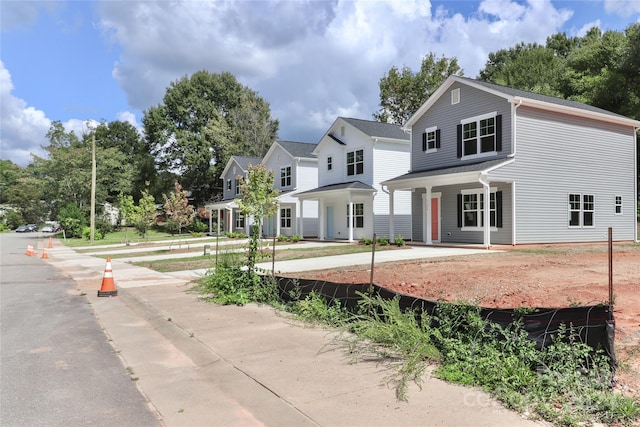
451, 88, 460, 105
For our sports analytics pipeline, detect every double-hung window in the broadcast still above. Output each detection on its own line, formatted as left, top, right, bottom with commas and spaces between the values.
280, 166, 291, 187
422, 126, 440, 152
615, 196, 623, 215
568, 193, 595, 227
235, 211, 245, 229
457, 188, 502, 230
227, 179, 232, 191
347, 203, 364, 228
234, 178, 240, 195
347, 149, 364, 176
458, 113, 501, 158
280, 208, 291, 228
327, 156, 333, 171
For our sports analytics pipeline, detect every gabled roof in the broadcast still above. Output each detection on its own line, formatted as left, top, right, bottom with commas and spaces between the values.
274, 140, 317, 159
221, 155, 263, 179
296, 180, 376, 198
341, 117, 410, 140
404, 75, 640, 129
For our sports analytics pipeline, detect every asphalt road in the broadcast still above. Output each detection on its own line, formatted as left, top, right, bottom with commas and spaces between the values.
0, 233, 161, 427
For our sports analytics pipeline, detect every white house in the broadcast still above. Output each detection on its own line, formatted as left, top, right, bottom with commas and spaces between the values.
296, 117, 411, 242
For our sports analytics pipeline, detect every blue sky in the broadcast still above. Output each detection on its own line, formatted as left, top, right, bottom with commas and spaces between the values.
1, 0, 639, 166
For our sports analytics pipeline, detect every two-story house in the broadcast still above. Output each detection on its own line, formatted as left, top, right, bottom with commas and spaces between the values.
383, 76, 639, 247
296, 117, 411, 242
261, 140, 319, 237
205, 155, 262, 235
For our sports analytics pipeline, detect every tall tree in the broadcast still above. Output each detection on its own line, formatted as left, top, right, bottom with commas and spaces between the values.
143, 70, 279, 205
374, 53, 463, 125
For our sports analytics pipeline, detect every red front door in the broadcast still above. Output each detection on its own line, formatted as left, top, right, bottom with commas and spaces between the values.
431, 198, 439, 241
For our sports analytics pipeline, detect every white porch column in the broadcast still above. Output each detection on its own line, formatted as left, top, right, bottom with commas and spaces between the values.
318, 199, 325, 240
208, 208, 213, 235
388, 189, 395, 239
348, 196, 354, 242
299, 201, 304, 237
217, 209, 221, 235
483, 184, 491, 248
276, 206, 281, 237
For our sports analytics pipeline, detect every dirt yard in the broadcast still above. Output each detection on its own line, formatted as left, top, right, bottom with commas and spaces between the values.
288, 242, 640, 398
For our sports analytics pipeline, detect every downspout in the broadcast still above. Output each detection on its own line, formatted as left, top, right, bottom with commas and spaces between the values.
510, 98, 523, 245
635, 127, 639, 243
509, 99, 523, 158
479, 172, 491, 249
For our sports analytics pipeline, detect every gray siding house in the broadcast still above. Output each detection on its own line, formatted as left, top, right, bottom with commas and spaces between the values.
383, 76, 639, 246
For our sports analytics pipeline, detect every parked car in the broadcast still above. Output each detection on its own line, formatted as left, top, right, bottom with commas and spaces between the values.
26, 224, 38, 232
41, 225, 54, 233
15, 225, 29, 232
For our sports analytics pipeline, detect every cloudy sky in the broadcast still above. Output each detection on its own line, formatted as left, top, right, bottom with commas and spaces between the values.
1, 0, 639, 166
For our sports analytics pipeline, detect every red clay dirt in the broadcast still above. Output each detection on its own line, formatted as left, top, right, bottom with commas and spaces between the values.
288, 242, 640, 398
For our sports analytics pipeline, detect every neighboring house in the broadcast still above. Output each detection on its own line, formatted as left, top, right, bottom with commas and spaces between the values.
261, 140, 319, 237
205, 156, 262, 235
383, 76, 639, 247
296, 117, 411, 242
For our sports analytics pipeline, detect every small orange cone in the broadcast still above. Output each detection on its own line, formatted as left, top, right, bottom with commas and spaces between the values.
48, 237, 53, 249
26, 244, 34, 256
98, 257, 118, 297
41, 247, 49, 259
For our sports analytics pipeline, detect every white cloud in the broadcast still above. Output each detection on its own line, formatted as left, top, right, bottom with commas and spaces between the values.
0, 62, 51, 166
604, 0, 640, 16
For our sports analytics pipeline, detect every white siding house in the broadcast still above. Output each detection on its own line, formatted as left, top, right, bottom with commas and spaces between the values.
262, 140, 319, 237
297, 117, 411, 242
383, 76, 639, 246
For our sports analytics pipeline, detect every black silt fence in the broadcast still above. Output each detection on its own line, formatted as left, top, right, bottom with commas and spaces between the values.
273, 276, 616, 365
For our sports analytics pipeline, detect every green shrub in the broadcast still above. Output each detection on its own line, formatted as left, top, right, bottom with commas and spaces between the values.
291, 234, 301, 242
361, 237, 373, 245
82, 226, 103, 241
376, 236, 390, 246
393, 235, 405, 246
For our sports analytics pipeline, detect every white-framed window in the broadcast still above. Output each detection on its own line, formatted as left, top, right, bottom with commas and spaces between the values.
327, 156, 332, 171
422, 126, 439, 152
234, 211, 245, 229
347, 203, 364, 228
568, 193, 595, 227
280, 166, 291, 187
459, 188, 500, 231
280, 208, 292, 228
459, 112, 499, 158
347, 149, 364, 176
615, 195, 623, 215
235, 178, 240, 195
227, 179, 231, 191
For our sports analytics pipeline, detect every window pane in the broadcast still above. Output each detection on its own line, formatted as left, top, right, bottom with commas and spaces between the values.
583, 212, 594, 226
356, 163, 363, 174
347, 164, 354, 176
569, 211, 580, 226
356, 150, 363, 162
480, 135, 495, 152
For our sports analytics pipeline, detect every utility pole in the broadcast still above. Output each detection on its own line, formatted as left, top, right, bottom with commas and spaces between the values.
90, 132, 96, 244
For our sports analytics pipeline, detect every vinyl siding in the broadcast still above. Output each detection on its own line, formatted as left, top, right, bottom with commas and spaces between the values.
489, 106, 637, 243
411, 81, 513, 172
372, 141, 411, 238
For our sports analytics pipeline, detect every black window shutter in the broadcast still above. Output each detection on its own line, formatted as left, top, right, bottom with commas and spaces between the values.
435, 129, 441, 149
456, 124, 462, 158
457, 194, 463, 228
422, 132, 426, 151
496, 191, 503, 228
495, 114, 502, 152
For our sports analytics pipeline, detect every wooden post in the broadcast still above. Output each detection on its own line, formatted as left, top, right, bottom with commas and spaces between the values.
370, 233, 376, 286
608, 227, 613, 320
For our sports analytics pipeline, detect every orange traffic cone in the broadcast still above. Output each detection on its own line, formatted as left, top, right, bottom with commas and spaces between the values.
41, 247, 49, 259
26, 244, 34, 256
48, 237, 53, 249
97, 257, 118, 297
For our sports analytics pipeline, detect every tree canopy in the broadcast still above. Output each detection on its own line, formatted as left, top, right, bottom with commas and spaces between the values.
374, 53, 463, 125
143, 70, 279, 205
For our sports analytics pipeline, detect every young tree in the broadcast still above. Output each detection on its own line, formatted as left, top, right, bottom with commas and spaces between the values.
118, 190, 157, 239
163, 182, 195, 237
235, 164, 280, 275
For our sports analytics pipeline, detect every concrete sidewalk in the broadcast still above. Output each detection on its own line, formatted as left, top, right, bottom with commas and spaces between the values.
44, 241, 543, 427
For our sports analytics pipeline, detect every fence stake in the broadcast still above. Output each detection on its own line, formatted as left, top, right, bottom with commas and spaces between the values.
272, 234, 277, 276
608, 227, 613, 320
370, 233, 376, 286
